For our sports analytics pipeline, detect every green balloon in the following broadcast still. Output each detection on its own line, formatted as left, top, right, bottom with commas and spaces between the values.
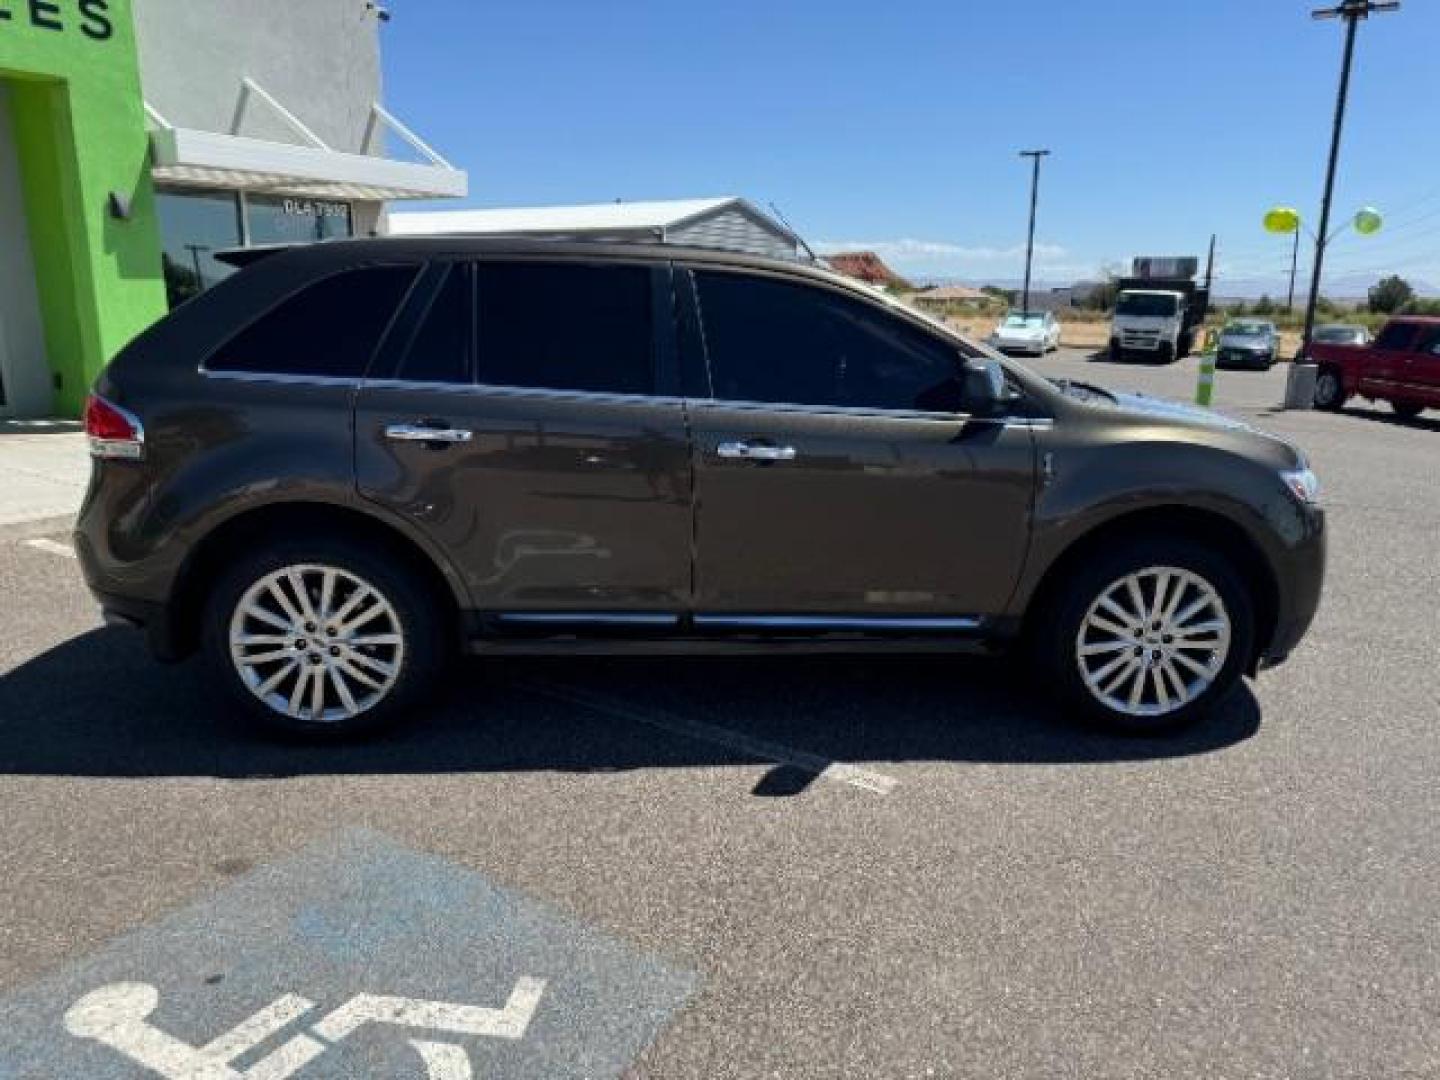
1264, 207, 1301, 234
1354, 207, 1383, 235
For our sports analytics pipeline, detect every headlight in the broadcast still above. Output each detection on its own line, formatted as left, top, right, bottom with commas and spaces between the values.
1281, 467, 1321, 505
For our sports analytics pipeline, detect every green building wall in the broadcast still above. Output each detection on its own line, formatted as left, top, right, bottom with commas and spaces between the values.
0, 0, 166, 416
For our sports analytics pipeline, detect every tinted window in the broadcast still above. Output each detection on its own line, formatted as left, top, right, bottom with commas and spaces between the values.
1374, 322, 1419, 352
693, 270, 964, 412
396, 266, 472, 384
209, 266, 417, 377
476, 262, 652, 394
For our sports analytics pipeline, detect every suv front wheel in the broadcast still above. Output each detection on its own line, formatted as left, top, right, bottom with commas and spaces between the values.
203, 537, 446, 737
1036, 537, 1255, 734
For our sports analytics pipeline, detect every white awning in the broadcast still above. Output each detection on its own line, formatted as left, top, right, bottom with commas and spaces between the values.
150, 127, 468, 201
146, 84, 467, 202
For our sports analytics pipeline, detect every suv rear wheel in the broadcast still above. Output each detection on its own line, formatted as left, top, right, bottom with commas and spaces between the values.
1314, 367, 1347, 411
1391, 401, 1425, 421
1035, 537, 1254, 734
202, 537, 446, 737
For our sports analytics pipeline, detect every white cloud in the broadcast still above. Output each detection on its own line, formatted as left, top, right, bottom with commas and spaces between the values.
817, 238, 1067, 261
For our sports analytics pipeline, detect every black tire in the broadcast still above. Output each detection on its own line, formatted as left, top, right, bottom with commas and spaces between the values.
1032, 536, 1255, 736
1156, 341, 1176, 365
1391, 400, 1425, 421
1110, 339, 1125, 362
202, 535, 450, 738
1313, 367, 1347, 411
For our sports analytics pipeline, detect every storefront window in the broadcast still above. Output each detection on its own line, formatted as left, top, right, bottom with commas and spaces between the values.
155, 189, 242, 309
155, 190, 354, 309
247, 195, 353, 246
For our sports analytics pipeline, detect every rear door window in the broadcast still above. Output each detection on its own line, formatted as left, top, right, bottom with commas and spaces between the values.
475, 262, 653, 394
394, 264, 473, 384
1373, 322, 1419, 352
692, 269, 965, 412
208, 265, 418, 378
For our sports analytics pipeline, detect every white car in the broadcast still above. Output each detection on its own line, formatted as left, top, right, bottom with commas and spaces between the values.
990, 311, 1061, 356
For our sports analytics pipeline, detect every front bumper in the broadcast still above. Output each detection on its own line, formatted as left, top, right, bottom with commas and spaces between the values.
995, 340, 1046, 355
1217, 349, 1274, 369
1257, 505, 1326, 670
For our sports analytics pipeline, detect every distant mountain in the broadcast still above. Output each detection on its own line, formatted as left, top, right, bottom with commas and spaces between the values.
920, 274, 1440, 301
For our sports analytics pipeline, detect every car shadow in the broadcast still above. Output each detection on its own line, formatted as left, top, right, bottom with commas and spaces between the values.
0, 628, 1262, 783
1339, 405, 1440, 434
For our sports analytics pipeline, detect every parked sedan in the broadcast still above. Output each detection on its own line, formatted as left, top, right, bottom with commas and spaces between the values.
1216, 320, 1279, 370
990, 311, 1060, 356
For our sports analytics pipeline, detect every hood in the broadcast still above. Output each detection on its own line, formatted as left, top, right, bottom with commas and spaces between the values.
1105, 390, 1301, 467
996, 325, 1044, 338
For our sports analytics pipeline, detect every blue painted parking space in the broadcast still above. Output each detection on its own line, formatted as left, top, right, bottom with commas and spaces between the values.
0, 830, 698, 1078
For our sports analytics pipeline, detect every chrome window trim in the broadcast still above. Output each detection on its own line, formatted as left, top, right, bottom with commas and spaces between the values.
199, 369, 361, 388
693, 615, 984, 632
363, 378, 687, 407
694, 396, 1054, 428
197, 369, 1051, 426
692, 396, 975, 422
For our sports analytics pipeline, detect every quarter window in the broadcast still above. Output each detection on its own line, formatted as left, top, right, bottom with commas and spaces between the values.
693, 270, 966, 412
395, 266, 473, 384
208, 265, 418, 378
476, 262, 653, 394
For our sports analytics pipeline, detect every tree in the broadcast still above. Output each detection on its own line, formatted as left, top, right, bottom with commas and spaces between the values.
1369, 275, 1414, 314
1253, 294, 1276, 316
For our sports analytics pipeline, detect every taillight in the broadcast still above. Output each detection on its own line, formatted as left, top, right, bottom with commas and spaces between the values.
84, 394, 145, 461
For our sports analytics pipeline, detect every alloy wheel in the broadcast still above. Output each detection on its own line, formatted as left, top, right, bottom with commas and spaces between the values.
228, 564, 405, 724
1074, 566, 1231, 719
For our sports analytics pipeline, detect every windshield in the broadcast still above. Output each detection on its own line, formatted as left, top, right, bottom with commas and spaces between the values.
1003, 314, 1044, 328
1224, 321, 1272, 337
1115, 293, 1179, 318
1315, 325, 1366, 344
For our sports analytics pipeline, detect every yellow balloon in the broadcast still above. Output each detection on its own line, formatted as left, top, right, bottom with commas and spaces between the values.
1264, 207, 1301, 234
1354, 207, 1383, 235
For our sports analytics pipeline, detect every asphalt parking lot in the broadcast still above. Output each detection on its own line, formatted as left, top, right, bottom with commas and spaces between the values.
2, 350, 1438, 1077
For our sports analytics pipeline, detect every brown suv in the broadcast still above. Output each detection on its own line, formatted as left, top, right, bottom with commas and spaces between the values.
77, 239, 1325, 737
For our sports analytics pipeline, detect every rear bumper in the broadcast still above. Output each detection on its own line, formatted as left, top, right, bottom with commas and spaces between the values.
87, 586, 184, 661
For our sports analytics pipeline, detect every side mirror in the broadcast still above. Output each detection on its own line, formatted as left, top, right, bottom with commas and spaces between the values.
960, 358, 1009, 416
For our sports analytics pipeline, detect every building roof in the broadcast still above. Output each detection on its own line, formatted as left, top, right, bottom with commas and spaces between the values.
824, 251, 909, 288
389, 196, 757, 237
914, 284, 991, 302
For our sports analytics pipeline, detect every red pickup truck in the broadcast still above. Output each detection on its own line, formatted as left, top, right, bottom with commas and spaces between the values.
1311, 316, 1440, 418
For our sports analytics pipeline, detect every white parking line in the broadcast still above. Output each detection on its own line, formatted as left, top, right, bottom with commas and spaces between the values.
523, 683, 898, 796
24, 537, 77, 559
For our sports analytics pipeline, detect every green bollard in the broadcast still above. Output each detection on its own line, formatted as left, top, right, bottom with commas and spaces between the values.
1195, 353, 1217, 407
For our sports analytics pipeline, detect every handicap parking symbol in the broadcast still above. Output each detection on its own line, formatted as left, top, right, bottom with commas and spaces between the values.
65, 976, 546, 1079
0, 830, 698, 1078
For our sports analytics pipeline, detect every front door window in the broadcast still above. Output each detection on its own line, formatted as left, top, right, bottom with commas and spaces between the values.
692, 269, 970, 414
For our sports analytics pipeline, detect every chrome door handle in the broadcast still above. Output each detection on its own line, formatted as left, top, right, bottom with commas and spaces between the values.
384, 423, 473, 444
716, 440, 796, 462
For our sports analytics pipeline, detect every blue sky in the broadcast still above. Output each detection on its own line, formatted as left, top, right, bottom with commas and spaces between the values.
382, 1, 1432, 293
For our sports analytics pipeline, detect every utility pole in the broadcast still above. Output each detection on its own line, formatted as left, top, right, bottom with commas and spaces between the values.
1019, 149, 1050, 312
1204, 233, 1216, 291
1287, 228, 1301, 311
1299, 0, 1399, 357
